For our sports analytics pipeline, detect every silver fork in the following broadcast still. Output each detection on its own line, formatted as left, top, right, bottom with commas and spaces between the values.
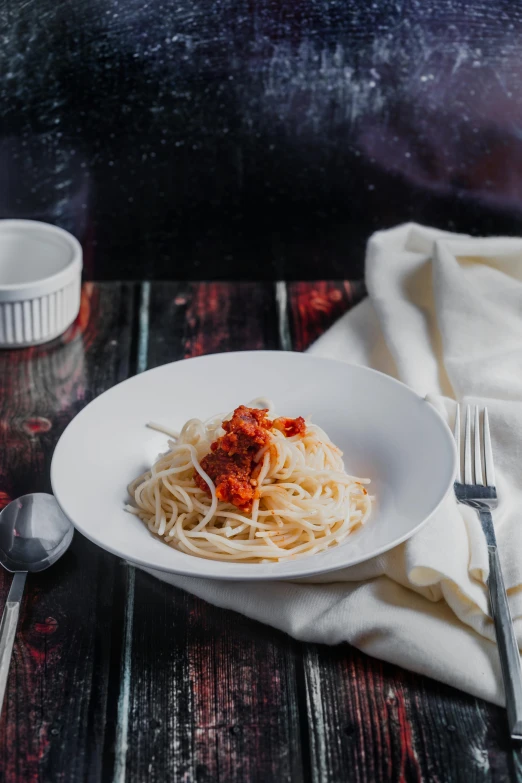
454, 404, 522, 738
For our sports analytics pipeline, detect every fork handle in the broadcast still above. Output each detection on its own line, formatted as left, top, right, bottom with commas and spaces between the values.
488, 545, 522, 738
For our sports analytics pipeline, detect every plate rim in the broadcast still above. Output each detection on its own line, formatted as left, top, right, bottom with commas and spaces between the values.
50, 350, 457, 581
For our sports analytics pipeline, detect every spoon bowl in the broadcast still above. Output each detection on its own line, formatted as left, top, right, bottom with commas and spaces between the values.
0, 493, 74, 714
0, 493, 74, 573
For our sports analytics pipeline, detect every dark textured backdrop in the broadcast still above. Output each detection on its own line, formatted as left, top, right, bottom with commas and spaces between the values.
2, 0, 522, 279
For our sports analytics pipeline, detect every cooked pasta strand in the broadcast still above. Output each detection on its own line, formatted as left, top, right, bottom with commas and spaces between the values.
127, 399, 372, 563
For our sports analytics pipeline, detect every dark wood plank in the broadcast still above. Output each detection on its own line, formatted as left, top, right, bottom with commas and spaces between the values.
148, 281, 281, 359
303, 644, 511, 783
287, 281, 366, 352
123, 283, 305, 783
286, 280, 520, 783
0, 283, 135, 783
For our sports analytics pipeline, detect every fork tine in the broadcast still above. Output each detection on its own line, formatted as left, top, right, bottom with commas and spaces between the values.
483, 407, 496, 487
453, 404, 462, 482
474, 406, 484, 485
464, 404, 473, 484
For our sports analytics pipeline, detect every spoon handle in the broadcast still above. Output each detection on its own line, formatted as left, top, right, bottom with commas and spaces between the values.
0, 572, 27, 714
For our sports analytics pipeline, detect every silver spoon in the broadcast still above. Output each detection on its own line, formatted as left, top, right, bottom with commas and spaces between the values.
0, 493, 74, 712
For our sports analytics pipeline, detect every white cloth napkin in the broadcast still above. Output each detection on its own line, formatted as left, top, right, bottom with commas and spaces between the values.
143, 223, 522, 706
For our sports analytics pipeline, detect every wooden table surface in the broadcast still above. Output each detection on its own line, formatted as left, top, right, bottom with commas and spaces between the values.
0, 281, 518, 783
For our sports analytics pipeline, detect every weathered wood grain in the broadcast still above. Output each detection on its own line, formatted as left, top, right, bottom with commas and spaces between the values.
287, 280, 366, 352
0, 283, 135, 783
286, 280, 521, 783
123, 282, 304, 783
302, 644, 510, 783
147, 281, 280, 360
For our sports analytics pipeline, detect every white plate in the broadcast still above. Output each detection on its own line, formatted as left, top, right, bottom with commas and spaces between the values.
51, 351, 456, 580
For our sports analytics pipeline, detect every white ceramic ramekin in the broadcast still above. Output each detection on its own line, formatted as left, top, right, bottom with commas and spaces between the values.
0, 220, 83, 348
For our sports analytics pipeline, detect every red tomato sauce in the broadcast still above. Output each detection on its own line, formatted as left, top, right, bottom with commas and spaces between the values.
194, 405, 306, 512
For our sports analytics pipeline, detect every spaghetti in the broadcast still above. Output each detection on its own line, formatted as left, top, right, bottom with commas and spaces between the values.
126, 398, 372, 563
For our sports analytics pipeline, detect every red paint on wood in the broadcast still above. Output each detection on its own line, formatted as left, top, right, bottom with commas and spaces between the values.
187, 601, 301, 782
391, 690, 423, 782
0, 586, 62, 782
287, 280, 365, 351
22, 418, 52, 436
34, 618, 58, 635
0, 491, 12, 510
180, 283, 279, 358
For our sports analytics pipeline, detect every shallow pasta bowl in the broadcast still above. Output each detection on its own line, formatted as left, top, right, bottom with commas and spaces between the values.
51, 351, 456, 580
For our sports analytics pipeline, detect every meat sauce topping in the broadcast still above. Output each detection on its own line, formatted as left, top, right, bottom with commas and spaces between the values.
194, 405, 306, 512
